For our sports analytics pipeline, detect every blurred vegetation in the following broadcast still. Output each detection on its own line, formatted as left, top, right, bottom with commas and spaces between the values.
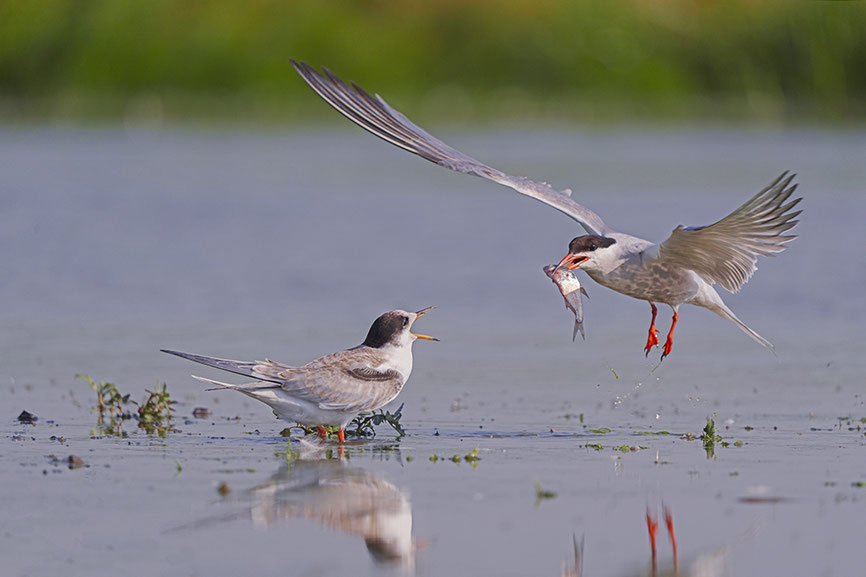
1, 0, 864, 125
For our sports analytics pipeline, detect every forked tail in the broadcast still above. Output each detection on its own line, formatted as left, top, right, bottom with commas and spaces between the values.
191, 375, 278, 393
708, 303, 776, 355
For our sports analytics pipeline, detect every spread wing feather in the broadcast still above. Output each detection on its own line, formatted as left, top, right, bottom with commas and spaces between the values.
291, 60, 611, 236
658, 172, 802, 293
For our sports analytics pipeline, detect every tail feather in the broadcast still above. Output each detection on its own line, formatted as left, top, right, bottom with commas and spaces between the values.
161, 349, 284, 385
191, 375, 279, 392
708, 304, 776, 355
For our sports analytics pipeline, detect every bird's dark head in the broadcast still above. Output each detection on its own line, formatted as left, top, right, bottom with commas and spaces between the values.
363, 307, 438, 348
554, 235, 617, 273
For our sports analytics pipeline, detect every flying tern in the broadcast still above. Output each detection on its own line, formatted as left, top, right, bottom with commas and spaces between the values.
291, 61, 801, 358
162, 307, 437, 441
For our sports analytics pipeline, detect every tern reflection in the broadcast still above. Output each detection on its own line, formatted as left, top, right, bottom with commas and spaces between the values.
246, 457, 415, 565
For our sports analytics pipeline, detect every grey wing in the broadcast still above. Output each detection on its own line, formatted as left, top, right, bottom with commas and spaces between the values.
291, 60, 611, 236
280, 363, 404, 412
658, 172, 802, 293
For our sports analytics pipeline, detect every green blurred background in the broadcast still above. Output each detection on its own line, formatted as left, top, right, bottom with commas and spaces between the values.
2, 0, 864, 126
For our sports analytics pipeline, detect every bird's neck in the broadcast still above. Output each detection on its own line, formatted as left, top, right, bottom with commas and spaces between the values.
377, 343, 413, 381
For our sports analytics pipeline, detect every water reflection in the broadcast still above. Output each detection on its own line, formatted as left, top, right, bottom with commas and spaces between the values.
246, 455, 415, 566
562, 508, 731, 577
179, 447, 416, 569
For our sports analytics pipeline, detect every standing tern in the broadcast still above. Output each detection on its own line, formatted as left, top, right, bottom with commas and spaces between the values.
290, 61, 802, 359
162, 307, 437, 441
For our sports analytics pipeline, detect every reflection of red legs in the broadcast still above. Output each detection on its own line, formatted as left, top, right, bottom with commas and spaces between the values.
317, 426, 328, 440
661, 312, 679, 359
665, 507, 678, 573
644, 303, 660, 356
647, 507, 678, 573
337, 428, 345, 443
646, 508, 659, 564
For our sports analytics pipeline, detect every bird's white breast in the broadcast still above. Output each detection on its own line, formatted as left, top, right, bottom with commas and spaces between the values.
377, 343, 413, 382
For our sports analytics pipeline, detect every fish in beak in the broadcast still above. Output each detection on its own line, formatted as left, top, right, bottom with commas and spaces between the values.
553, 254, 588, 274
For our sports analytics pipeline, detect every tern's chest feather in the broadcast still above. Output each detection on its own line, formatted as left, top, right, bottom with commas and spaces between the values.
376, 344, 414, 381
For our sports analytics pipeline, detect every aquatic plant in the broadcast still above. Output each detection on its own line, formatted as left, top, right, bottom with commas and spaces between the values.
350, 404, 405, 438
134, 383, 176, 437
701, 417, 723, 459
79, 374, 132, 436
298, 403, 406, 439
79, 374, 175, 437
78, 374, 130, 420
534, 482, 557, 506
463, 449, 481, 465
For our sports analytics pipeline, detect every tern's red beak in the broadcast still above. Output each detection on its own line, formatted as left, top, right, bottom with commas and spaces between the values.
554, 254, 588, 273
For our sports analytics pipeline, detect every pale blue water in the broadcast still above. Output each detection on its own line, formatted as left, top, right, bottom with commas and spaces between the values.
1, 126, 865, 576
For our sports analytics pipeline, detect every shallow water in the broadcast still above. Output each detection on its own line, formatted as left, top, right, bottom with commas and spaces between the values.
2, 126, 865, 576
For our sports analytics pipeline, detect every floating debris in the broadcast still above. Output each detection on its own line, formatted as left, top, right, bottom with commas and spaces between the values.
17, 410, 37, 424
738, 496, 789, 504
192, 407, 211, 419
217, 482, 230, 497
67, 455, 84, 470
612, 445, 645, 453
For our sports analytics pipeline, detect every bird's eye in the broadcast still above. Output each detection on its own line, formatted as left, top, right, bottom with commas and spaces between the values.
590, 243, 597, 251
402, 317, 409, 327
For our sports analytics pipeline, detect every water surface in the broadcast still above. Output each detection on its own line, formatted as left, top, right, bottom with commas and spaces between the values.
2, 127, 865, 576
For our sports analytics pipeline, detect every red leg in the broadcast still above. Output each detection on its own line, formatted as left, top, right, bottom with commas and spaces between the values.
337, 428, 345, 443
317, 425, 328, 440
644, 303, 659, 356
665, 507, 678, 572
646, 509, 658, 563
661, 312, 679, 359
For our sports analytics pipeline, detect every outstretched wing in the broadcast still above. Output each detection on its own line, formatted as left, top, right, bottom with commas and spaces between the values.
291, 60, 611, 236
658, 172, 802, 293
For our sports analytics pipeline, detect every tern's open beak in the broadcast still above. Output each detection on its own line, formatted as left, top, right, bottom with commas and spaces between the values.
554, 254, 588, 273
413, 333, 439, 341
411, 306, 439, 341
414, 305, 437, 318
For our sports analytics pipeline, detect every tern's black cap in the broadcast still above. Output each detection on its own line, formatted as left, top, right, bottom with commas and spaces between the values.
363, 311, 410, 348
568, 235, 616, 253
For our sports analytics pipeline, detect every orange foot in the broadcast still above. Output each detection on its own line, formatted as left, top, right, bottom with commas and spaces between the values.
338, 428, 345, 443
317, 425, 328, 440
661, 312, 679, 360
644, 303, 659, 356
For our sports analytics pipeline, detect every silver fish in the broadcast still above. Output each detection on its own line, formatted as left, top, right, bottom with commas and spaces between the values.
544, 264, 589, 341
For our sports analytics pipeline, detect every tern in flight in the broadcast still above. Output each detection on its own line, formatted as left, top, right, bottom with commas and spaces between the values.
291, 61, 801, 359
